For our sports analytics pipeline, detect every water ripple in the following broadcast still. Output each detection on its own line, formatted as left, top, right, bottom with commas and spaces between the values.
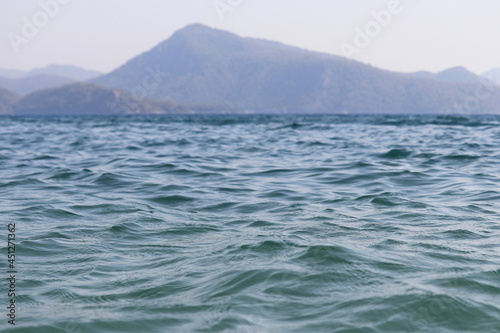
1, 115, 500, 332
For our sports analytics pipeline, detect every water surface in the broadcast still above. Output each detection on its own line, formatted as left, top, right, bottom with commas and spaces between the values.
1, 115, 499, 332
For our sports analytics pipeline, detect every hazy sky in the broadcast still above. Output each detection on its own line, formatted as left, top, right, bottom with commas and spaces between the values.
1, 0, 499, 75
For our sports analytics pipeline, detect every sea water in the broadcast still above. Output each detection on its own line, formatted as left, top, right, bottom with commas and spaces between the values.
1, 115, 499, 332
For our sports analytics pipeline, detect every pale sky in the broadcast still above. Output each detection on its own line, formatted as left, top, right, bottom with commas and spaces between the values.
1, 0, 499, 75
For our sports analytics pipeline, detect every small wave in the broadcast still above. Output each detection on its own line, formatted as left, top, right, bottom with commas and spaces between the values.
146, 195, 196, 205
379, 148, 412, 159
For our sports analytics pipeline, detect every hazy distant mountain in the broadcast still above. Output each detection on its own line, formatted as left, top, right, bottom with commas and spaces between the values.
0, 64, 103, 95
0, 75, 75, 95
0, 88, 18, 114
0, 68, 26, 79
482, 68, 500, 86
10, 83, 238, 116
0, 65, 102, 81
405, 67, 484, 84
27, 64, 102, 81
4, 25, 500, 115
14, 83, 162, 115
435, 66, 482, 84
93, 24, 500, 114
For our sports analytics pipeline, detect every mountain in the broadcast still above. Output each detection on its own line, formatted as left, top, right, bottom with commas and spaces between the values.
0, 65, 102, 82
14, 83, 169, 115
435, 66, 482, 84
93, 24, 500, 114
0, 75, 75, 95
0, 88, 18, 114
0, 64, 103, 95
10, 83, 239, 116
26, 64, 102, 81
482, 68, 500, 86
405, 67, 484, 84
0, 68, 26, 79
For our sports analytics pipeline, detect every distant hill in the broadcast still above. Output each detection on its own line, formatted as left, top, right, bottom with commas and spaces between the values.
14, 83, 168, 115
0, 64, 102, 81
9, 83, 240, 116
404, 67, 485, 84
0, 75, 75, 95
0, 64, 103, 95
0, 68, 25, 79
92, 24, 500, 114
0, 65, 103, 95
0, 88, 18, 114
26, 64, 102, 81
435, 66, 482, 84
482, 68, 500, 86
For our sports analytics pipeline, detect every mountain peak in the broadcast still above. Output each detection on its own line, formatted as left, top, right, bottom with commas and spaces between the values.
171, 23, 230, 39
439, 66, 473, 75
177, 23, 213, 32
169, 23, 238, 43
436, 66, 479, 84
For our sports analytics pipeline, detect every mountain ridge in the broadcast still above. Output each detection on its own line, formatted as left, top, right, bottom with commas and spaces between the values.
482, 68, 500, 86
3, 24, 500, 115
28, 64, 102, 81
0, 64, 102, 81
0, 64, 103, 95
0, 83, 242, 116
92, 24, 500, 114
0, 74, 75, 95
0, 88, 19, 114
436, 66, 482, 84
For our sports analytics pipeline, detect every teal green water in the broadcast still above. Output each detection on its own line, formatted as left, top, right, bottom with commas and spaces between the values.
1, 115, 499, 332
